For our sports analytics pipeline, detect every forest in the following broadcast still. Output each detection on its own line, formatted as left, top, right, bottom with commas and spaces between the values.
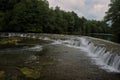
0, 0, 119, 40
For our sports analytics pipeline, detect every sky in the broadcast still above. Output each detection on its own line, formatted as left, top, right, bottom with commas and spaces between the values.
47, 0, 110, 20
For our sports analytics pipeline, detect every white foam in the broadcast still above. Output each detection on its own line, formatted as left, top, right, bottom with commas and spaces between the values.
51, 40, 62, 45
55, 36, 120, 73
27, 45, 42, 51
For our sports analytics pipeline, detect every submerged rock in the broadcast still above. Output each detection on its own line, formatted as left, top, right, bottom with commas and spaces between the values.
20, 67, 40, 79
0, 71, 5, 79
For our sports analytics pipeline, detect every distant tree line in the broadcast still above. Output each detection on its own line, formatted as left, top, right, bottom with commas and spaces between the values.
0, 0, 111, 35
105, 0, 120, 42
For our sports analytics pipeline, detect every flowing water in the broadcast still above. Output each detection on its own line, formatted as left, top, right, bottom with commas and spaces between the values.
61, 37, 120, 72
0, 33, 120, 80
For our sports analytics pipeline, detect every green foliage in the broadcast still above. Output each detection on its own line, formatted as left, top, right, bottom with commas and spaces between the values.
0, 0, 110, 35
105, 0, 120, 42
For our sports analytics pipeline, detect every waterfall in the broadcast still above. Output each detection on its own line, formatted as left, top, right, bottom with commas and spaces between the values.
0, 33, 120, 72
80, 37, 120, 72
63, 37, 120, 72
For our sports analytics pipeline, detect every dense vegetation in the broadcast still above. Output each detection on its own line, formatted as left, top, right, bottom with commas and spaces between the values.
0, 0, 111, 35
105, 0, 120, 42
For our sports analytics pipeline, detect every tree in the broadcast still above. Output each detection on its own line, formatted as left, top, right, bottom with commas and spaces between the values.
105, 0, 120, 42
0, 0, 21, 31
8, 0, 46, 32
0, 0, 110, 35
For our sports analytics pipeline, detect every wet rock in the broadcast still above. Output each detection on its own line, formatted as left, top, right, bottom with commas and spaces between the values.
0, 71, 5, 79
20, 67, 40, 79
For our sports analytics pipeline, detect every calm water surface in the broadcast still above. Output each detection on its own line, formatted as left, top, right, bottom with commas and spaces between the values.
89, 34, 119, 43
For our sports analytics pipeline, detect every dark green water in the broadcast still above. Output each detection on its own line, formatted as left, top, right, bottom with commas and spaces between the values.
89, 34, 119, 43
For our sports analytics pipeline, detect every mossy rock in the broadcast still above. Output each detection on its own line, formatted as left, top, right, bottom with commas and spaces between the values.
0, 71, 5, 78
0, 37, 21, 45
20, 67, 40, 79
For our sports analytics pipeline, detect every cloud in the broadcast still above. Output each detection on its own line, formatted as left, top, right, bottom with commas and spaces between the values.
48, 0, 110, 20
94, 4, 105, 12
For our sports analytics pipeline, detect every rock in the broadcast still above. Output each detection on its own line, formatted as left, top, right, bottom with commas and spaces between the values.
20, 67, 40, 79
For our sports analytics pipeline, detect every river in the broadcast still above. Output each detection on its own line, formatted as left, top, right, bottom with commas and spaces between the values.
0, 33, 119, 80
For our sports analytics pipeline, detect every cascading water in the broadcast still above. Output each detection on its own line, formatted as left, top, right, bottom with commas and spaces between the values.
62, 37, 120, 72
0, 33, 120, 72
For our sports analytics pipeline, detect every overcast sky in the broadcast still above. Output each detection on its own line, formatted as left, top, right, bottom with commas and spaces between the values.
48, 0, 110, 20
